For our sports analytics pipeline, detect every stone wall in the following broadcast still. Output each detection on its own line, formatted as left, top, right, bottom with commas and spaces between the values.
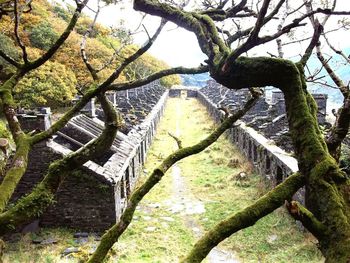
10, 83, 169, 231
196, 91, 305, 204
40, 168, 116, 231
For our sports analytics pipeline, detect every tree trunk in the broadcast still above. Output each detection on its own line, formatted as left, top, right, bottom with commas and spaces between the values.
213, 57, 350, 262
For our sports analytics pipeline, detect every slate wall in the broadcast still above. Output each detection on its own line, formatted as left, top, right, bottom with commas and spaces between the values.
10, 89, 169, 232
196, 91, 305, 204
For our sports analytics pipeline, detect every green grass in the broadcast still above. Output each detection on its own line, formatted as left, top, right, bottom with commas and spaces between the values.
2, 97, 323, 262
174, 98, 323, 263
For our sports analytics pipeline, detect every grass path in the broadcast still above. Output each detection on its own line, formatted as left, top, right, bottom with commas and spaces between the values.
3, 97, 323, 263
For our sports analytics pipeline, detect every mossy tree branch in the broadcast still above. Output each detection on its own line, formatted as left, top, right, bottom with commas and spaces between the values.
0, 134, 29, 213
286, 200, 327, 240
182, 172, 304, 263
23, 0, 88, 72
87, 91, 261, 263
0, 1, 87, 73
108, 64, 209, 91
133, 0, 224, 59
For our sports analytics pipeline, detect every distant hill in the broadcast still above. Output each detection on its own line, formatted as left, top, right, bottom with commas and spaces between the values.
181, 72, 209, 87
306, 47, 349, 108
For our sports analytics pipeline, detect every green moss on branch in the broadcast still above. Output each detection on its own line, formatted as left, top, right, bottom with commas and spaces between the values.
182, 172, 304, 263
0, 134, 30, 213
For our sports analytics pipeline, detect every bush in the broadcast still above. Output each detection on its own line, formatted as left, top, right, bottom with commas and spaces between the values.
14, 61, 77, 108
29, 21, 58, 50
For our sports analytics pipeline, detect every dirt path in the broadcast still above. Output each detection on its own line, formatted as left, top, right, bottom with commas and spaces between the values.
162, 97, 239, 263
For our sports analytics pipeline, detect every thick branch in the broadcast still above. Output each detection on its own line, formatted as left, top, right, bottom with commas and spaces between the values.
30, 87, 101, 144
133, 0, 212, 56
0, 134, 29, 213
182, 172, 304, 263
108, 64, 209, 91
299, 20, 323, 67
0, 50, 22, 68
316, 45, 349, 97
87, 92, 260, 263
286, 200, 327, 240
0, 74, 25, 140
200, 0, 251, 21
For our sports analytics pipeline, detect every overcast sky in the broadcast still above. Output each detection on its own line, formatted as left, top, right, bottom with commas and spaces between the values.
71, 0, 350, 67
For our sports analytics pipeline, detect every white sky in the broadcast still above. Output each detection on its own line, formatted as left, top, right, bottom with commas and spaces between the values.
68, 0, 350, 67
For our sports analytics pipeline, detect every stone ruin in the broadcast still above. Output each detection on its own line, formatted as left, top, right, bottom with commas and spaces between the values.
4, 78, 342, 231
169, 80, 330, 204
7, 81, 168, 231
200, 80, 328, 153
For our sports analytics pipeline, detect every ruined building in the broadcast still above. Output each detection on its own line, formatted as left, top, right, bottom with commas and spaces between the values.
7, 78, 332, 231
10, 81, 167, 231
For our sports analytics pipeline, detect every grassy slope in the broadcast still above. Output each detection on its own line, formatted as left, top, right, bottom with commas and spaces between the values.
2, 98, 322, 262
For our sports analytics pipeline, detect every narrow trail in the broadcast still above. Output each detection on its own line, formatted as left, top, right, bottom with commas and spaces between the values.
163, 96, 239, 263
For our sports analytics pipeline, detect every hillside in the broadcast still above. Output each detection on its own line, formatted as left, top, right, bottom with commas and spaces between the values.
0, 0, 181, 109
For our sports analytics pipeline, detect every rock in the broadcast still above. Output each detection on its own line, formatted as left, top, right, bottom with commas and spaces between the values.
7, 233, 21, 243
161, 222, 169, 228
73, 232, 89, 238
41, 238, 58, 245
267, 234, 278, 244
148, 203, 161, 208
74, 237, 89, 245
21, 220, 40, 234
89, 245, 97, 255
145, 226, 156, 232
61, 247, 80, 256
160, 216, 175, 222
142, 216, 152, 221
192, 227, 201, 233
31, 238, 44, 244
